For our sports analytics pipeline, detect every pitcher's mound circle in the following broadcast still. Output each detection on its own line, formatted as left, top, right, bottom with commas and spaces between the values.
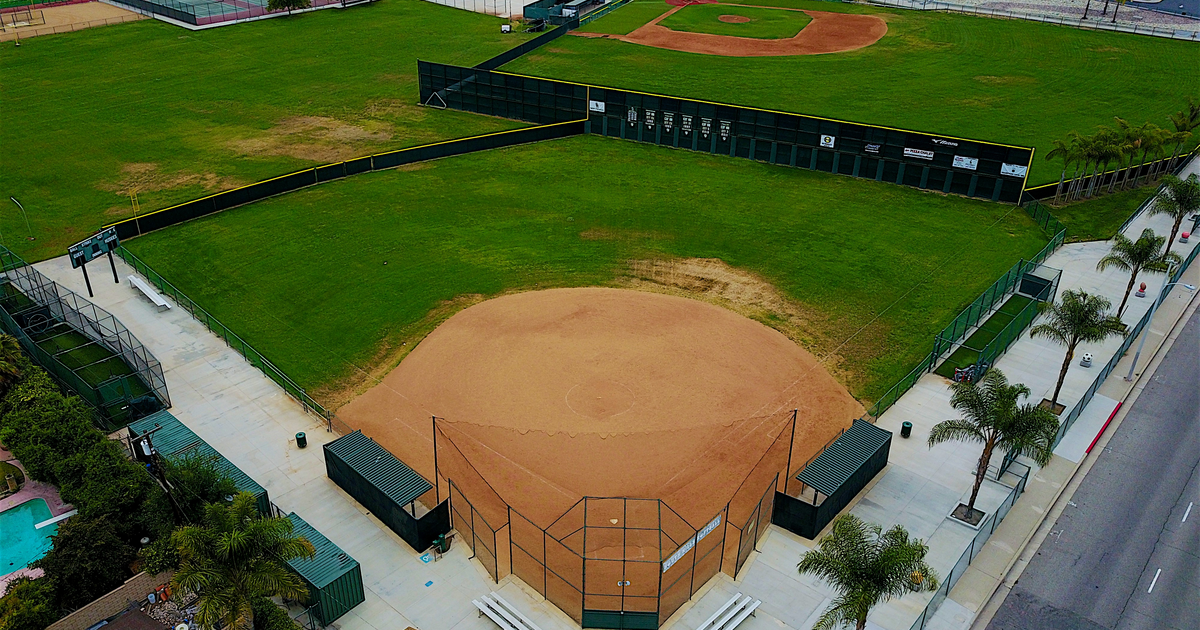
718, 14, 751, 23
566, 379, 636, 420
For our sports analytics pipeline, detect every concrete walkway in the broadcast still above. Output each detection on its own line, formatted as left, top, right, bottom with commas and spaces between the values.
30, 161, 1199, 630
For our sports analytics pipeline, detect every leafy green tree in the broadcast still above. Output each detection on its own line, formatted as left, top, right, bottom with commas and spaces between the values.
163, 451, 239, 524
1166, 97, 1199, 170
0, 334, 21, 394
267, 0, 311, 14
250, 597, 296, 630
0, 576, 60, 630
1148, 173, 1200, 257
0, 392, 99, 486
56, 439, 174, 543
138, 537, 181, 575
172, 493, 315, 630
1096, 228, 1181, 318
797, 515, 938, 630
1030, 290, 1126, 411
927, 369, 1059, 520
34, 516, 135, 611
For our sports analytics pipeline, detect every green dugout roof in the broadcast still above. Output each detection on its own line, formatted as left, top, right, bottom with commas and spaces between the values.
796, 420, 892, 497
324, 430, 431, 506
285, 512, 364, 625
128, 410, 269, 515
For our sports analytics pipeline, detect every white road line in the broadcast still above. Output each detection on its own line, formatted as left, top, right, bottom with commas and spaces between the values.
1183, 502, 1193, 523
1148, 568, 1162, 593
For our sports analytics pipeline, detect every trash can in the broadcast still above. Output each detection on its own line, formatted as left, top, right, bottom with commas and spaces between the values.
900, 422, 912, 439
296, 432, 307, 448
434, 533, 451, 554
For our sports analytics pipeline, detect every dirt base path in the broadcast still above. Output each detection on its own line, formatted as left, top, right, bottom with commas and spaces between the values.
0, 2, 144, 42
338, 288, 862, 527
574, 3, 887, 57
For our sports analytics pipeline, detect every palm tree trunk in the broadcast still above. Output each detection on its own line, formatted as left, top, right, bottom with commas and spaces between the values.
1054, 170, 1066, 204
857, 619, 867, 630
1165, 216, 1183, 258
1118, 271, 1137, 317
967, 438, 996, 511
1050, 344, 1075, 410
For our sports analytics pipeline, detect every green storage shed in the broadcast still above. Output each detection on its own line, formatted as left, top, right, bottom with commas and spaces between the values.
286, 512, 365, 626
127, 410, 270, 516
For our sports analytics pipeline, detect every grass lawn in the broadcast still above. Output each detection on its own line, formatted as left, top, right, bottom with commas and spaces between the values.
578, 0, 675, 34
934, 294, 1033, 378
659, 5, 812, 39
510, 0, 1199, 187
1049, 184, 1161, 242
0, 0, 532, 263
126, 135, 1048, 404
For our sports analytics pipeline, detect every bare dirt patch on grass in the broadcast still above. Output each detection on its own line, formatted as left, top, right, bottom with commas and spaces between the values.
228, 116, 394, 163
101, 163, 244, 196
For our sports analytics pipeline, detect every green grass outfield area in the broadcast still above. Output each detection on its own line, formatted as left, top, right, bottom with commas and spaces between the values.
509, 0, 1200, 187
0, 0, 532, 263
125, 135, 1049, 404
579, 0, 675, 34
1049, 184, 1161, 242
659, 5, 812, 39
934, 294, 1032, 378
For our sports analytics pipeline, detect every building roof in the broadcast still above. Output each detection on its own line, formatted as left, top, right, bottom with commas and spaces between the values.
796, 420, 891, 497
323, 430, 432, 507
286, 512, 359, 589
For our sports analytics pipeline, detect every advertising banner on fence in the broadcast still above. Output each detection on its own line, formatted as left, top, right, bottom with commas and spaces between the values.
1001, 163, 1028, 178
953, 155, 979, 170
662, 514, 721, 573
904, 147, 935, 160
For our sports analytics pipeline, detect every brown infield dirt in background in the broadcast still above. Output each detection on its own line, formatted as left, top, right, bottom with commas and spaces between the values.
338, 288, 863, 529
573, 3, 887, 57
718, 14, 751, 23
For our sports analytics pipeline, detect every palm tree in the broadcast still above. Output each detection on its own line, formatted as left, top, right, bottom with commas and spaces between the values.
927, 370, 1059, 521
1045, 138, 1076, 205
1148, 173, 1200, 258
0, 334, 21, 392
1166, 97, 1200, 170
1096, 229, 1181, 318
797, 515, 939, 630
1030, 290, 1126, 412
172, 493, 315, 630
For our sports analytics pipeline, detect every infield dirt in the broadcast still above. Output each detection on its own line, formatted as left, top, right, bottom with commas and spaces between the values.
337, 287, 862, 528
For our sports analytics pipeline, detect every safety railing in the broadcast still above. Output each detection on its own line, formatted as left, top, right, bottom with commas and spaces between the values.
908, 461, 1031, 630
114, 246, 332, 424
864, 0, 1199, 41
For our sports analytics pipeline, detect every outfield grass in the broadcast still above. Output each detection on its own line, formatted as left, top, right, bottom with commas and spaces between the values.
934, 294, 1033, 378
578, 0, 675, 34
1050, 184, 1161, 242
659, 5, 812, 39
510, 0, 1199, 187
0, 0, 532, 263
126, 135, 1048, 403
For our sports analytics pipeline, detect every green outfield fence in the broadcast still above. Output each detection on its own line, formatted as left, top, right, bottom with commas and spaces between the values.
114, 246, 333, 425
474, 21, 576, 71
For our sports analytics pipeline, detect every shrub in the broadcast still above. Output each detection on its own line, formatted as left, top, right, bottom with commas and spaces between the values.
137, 537, 181, 576
0, 577, 58, 630
252, 596, 298, 630
163, 451, 238, 524
34, 516, 134, 611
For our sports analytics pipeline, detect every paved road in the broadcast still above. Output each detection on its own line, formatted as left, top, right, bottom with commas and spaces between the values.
987, 308, 1200, 630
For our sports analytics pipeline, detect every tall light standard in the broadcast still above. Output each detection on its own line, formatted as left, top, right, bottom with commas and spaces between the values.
1124, 261, 1196, 381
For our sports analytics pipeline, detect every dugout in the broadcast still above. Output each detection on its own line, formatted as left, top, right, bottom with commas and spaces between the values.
127, 410, 270, 516
773, 420, 891, 539
324, 430, 450, 552
284, 512, 365, 626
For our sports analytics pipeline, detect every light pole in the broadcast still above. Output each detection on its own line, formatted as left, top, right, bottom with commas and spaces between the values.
1124, 264, 1196, 381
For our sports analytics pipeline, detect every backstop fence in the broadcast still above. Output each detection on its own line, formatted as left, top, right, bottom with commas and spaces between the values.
0, 246, 168, 429
418, 61, 1035, 203
431, 411, 796, 628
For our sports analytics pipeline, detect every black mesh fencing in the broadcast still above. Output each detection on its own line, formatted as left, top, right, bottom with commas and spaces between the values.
473, 22, 576, 71
418, 61, 1034, 203
105, 121, 585, 239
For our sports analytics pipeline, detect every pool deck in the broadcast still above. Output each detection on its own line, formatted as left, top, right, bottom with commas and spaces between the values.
0, 445, 73, 595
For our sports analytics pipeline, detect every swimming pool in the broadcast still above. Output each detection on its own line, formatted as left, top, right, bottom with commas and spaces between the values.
0, 498, 58, 573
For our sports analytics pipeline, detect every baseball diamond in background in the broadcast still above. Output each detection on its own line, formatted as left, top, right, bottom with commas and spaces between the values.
417, 61, 1036, 203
